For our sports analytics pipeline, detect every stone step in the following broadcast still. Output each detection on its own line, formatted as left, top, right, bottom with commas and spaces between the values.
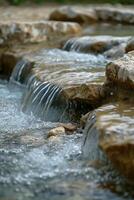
49, 5, 134, 25
82, 100, 134, 180
106, 51, 134, 89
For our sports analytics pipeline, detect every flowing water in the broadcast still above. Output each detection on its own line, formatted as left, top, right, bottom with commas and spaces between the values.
0, 31, 133, 199
0, 79, 130, 200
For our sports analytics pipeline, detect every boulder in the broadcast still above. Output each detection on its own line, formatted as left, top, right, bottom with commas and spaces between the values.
82, 101, 134, 180
106, 51, 134, 89
49, 6, 97, 24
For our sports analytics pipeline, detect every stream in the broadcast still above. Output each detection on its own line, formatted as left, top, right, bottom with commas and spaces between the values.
0, 71, 132, 200
0, 22, 133, 200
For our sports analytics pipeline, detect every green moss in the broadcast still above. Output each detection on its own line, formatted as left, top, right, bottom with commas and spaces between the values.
8, 0, 134, 5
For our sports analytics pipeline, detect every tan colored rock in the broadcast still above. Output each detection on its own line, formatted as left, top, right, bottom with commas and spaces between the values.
106, 51, 134, 89
49, 6, 97, 24
125, 38, 134, 53
47, 127, 65, 138
59, 123, 77, 132
83, 101, 134, 180
63, 84, 105, 107
0, 21, 81, 46
15, 48, 106, 108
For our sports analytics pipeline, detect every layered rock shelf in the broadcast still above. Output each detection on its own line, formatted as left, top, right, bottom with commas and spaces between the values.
49, 5, 134, 25
83, 100, 134, 180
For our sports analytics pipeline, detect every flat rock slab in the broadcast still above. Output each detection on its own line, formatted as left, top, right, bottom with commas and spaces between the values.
11, 48, 107, 108
83, 101, 134, 180
0, 21, 81, 46
31, 49, 106, 86
106, 51, 134, 89
95, 6, 134, 24
49, 6, 97, 24
49, 5, 134, 25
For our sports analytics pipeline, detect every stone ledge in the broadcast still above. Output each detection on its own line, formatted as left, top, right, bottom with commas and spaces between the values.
106, 51, 134, 89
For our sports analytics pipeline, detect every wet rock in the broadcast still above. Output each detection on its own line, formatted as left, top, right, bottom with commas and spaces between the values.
106, 51, 134, 89
49, 6, 97, 24
59, 123, 77, 132
95, 6, 134, 24
15, 48, 106, 112
80, 112, 90, 128
47, 127, 65, 138
0, 21, 81, 47
83, 102, 134, 180
63, 84, 106, 108
125, 38, 134, 53
103, 43, 126, 60
63, 35, 130, 55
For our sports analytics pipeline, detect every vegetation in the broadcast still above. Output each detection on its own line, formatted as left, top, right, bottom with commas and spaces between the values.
8, 0, 134, 5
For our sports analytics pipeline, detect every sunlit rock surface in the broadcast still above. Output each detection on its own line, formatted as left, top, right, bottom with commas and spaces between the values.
83, 101, 134, 180
49, 6, 97, 24
0, 21, 81, 46
106, 51, 134, 89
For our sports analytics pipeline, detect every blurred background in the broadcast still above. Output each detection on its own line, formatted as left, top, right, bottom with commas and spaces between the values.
4, 0, 134, 5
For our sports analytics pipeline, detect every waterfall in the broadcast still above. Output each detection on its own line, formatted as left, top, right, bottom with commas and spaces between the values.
82, 112, 107, 162
9, 59, 33, 85
9, 59, 69, 122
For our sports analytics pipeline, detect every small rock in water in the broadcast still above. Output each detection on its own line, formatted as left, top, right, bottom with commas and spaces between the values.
47, 126, 65, 138
59, 123, 77, 133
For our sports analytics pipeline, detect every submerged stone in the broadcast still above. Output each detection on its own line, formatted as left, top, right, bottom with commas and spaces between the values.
83, 101, 134, 180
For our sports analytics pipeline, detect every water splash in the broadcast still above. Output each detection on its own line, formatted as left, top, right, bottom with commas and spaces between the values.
9, 59, 32, 86
22, 78, 69, 122
82, 112, 107, 162
8, 48, 107, 122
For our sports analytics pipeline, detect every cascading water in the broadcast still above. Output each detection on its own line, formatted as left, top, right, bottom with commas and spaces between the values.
9, 48, 107, 122
0, 43, 133, 200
